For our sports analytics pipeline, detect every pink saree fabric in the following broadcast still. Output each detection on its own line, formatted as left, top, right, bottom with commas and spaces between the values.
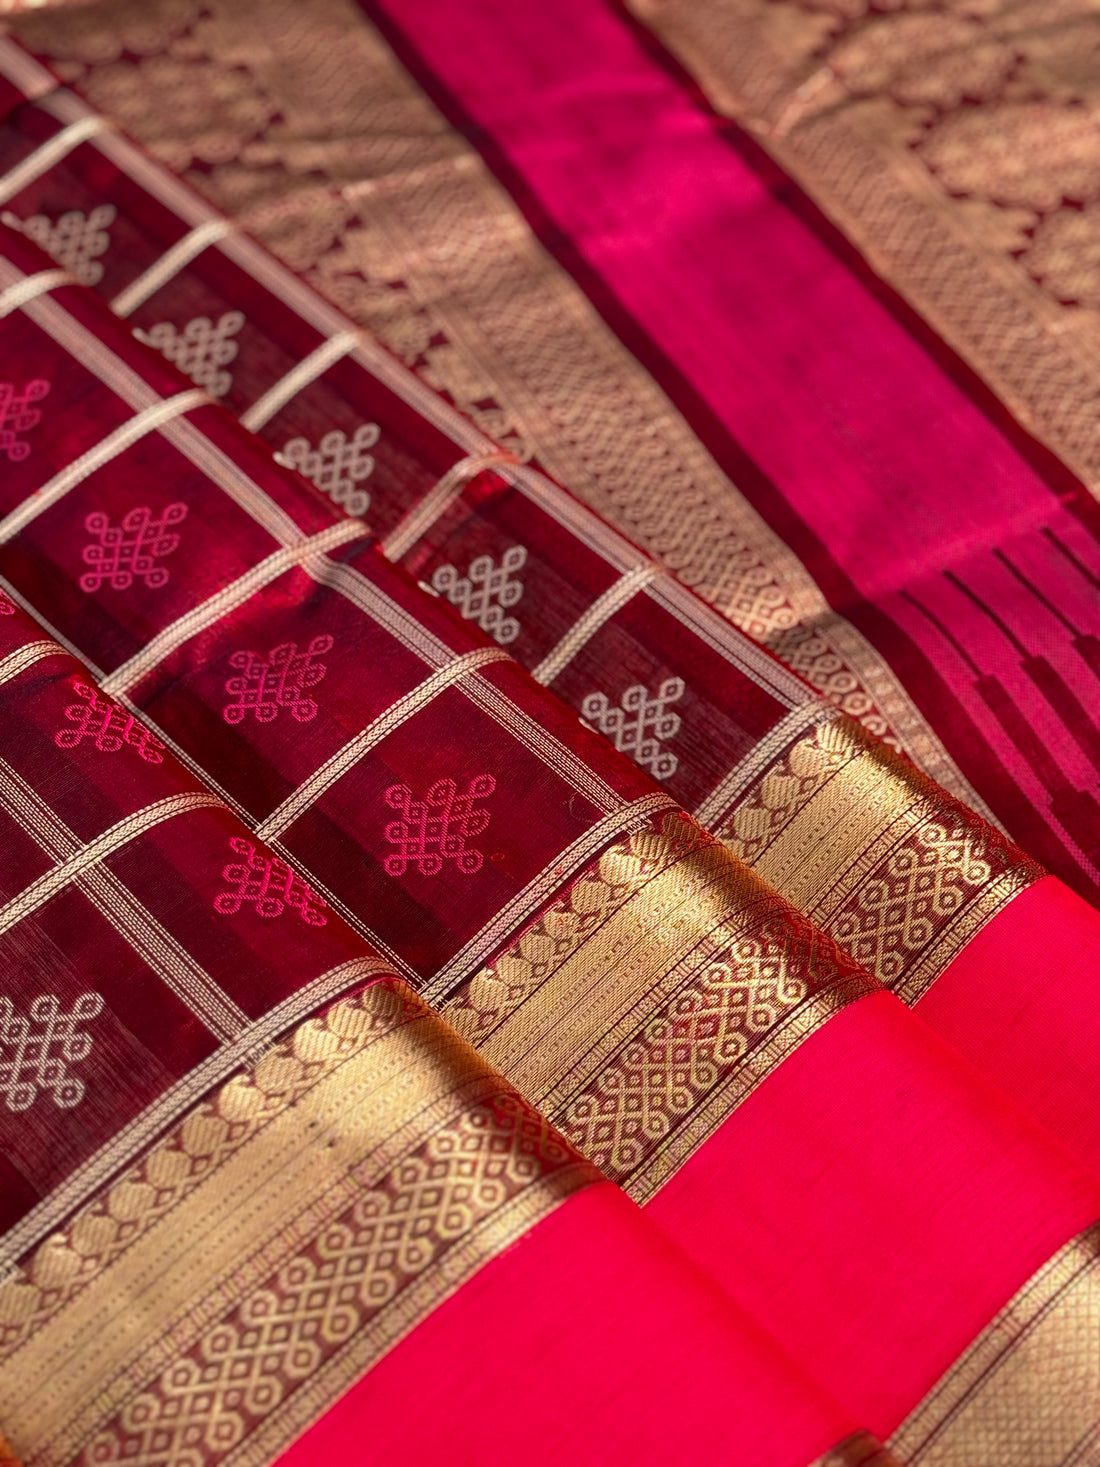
279, 1182, 861, 1467
368, 0, 1100, 900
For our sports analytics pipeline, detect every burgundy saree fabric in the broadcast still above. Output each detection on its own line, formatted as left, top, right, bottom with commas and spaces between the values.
2, 34, 1100, 1194
0, 597, 868, 1467
0, 188, 1098, 1457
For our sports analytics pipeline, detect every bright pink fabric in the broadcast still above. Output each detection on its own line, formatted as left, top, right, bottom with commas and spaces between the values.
647, 991, 1100, 1438
275, 1183, 857, 1467
918, 876, 1100, 1171
370, 0, 1058, 581
372, 0, 1100, 896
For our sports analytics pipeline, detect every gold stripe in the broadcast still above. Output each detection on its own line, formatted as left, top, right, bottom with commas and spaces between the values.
307, 554, 457, 668
240, 328, 362, 431
715, 713, 1042, 1002
0, 389, 208, 544
0, 576, 102, 677
110, 219, 235, 317
0, 791, 223, 936
0, 751, 248, 1046
531, 562, 664, 685
16, 289, 307, 549
0, 35, 55, 100
99, 519, 369, 695
256, 645, 512, 841
0, 115, 109, 204
0, 640, 63, 687
692, 700, 835, 827
380, 449, 519, 562
114, 686, 254, 822
0, 980, 600, 1465
461, 667, 625, 815
423, 790, 678, 1002
0, 266, 74, 318
890, 1220, 1100, 1465
441, 809, 876, 1201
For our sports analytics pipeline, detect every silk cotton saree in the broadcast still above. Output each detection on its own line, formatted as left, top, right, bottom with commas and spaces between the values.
0, 3, 1099, 1464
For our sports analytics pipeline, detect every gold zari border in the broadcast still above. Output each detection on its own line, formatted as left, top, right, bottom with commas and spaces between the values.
890, 1220, 1100, 1465
0, 978, 600, 1467
715, 712, 1043, 1005
442, 810, 877, 1204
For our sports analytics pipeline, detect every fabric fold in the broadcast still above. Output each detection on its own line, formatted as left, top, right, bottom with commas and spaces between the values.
1, 10, 1100, 1460
0, 210, 1098, 1451
1, 30, 1099, 1192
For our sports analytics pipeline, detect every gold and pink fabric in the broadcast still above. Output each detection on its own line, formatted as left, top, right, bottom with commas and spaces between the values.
0, 3, 1098, 1465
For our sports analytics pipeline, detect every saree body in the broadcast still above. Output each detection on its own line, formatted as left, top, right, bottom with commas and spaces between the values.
1, 33, 1100, 1191
0, 219, 1097, 1454
0, 596, 872, 1467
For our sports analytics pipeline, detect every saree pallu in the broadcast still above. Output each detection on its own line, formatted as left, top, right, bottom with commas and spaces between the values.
1, 215, 1100, 1462
0, 600, 870, 1467
3, 27, 1100, 1188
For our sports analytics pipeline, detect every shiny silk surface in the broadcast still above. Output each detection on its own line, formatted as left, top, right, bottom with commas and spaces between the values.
2, 29, 1100, 1188
0, 6, 1099, 1467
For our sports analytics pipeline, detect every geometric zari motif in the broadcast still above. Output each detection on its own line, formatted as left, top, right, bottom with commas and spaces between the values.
431, 546, 527, 645
0, 986, 427, 1358
830, 821, 996, 986
0, 991, 104, 1112
582, 676, 685, 779
555, 895, 859, 1189
214, 838, 328, 925
1, 203, 117, 286
444, 811, 875, 1201
276, 424, 380, 517
133, 310, 244, 397
0, 377, 49, 463
718, 716, 1042, 1002
383, 774, 497, 876
54, 679, 166, 761
79, 502, 188, 593
222, 636, 333, 725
